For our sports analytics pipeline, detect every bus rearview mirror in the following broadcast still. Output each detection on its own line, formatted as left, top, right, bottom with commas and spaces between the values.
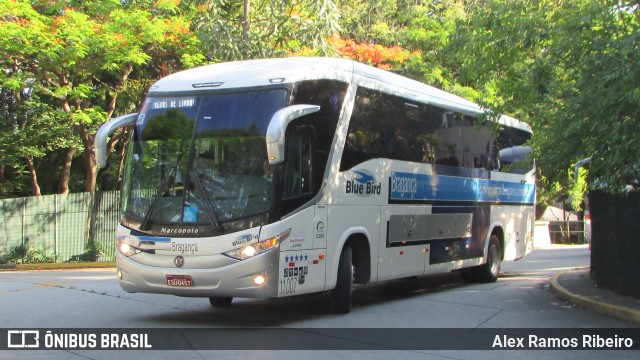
266, 104, 320, 165
95, 113, 138, 168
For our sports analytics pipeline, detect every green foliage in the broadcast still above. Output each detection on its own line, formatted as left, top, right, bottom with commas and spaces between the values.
67, 241, 103, 263
2, 0, 638, 206
448, 0, 640, 203
0, 245, 57, 265
336, 0, 471, 97
0, 0, 204, 196
0, 89, 80, 196
569, 168, 589, 211
192, 0, 341, 60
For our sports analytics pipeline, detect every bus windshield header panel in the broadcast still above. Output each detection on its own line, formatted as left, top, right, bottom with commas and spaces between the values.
122, 89, 290, 236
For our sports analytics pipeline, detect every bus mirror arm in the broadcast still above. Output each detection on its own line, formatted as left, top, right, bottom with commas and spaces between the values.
266, 104, 320, 165
95, 113, 138, 168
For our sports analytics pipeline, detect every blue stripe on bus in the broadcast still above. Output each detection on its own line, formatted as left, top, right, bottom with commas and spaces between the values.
137, 236, 171, 243
389, 171, 535, 204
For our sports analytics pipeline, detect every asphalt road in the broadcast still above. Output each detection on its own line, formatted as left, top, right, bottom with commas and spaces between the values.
1, 244, 638, 359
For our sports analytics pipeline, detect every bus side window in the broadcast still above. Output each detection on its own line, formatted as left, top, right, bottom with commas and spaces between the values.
432, 109, 462, 167
460, 115, 492, 170
340, 88, 422, 170
493, 127, 533, 173
291, 80, 348, 192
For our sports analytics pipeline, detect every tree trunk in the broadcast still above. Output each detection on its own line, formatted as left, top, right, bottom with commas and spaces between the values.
0, 165, 4, 197
74, 123, 98, 194
243, 0, 250, 38
25, 156, 42, 197
85, 142, 98, 194
105, 64, 133, 120
58, 148, 76, 195
115, 128, 131, 187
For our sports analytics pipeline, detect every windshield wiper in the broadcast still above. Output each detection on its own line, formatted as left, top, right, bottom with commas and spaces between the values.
140, 140, 185, 231
140, 166, 176, 231
189, 169, 223, 231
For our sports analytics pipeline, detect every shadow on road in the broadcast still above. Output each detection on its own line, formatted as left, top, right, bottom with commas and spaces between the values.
136, 245, 590, 327
137, 273, 467, 327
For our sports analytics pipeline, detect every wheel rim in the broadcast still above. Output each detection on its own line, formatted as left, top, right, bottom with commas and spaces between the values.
489, 245, 499, 276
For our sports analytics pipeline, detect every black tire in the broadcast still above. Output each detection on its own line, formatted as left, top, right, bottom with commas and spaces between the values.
209, 296, 233, 307
460, 235, 501, 284
477, 235, 501, 283
459, 267, 478, 283
330, 245, 353, 314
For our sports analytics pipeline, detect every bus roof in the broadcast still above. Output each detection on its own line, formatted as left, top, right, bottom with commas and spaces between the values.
149, 57, 531, 133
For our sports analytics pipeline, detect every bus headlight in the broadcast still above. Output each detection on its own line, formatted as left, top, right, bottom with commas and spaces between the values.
224, 228, 291, 260
253, 275, 266, 285
117, 240, 141, 257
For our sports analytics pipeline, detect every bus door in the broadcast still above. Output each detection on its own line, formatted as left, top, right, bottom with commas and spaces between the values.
277, 126, 327, 296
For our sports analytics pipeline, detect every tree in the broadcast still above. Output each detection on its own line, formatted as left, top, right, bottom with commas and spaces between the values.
0, 0, 204, 196
0, 87, 79, 196
327, 34, 415, 70
556, 1, 640, 193
0, 2, 81, 196
335, 0, 475, 97
192, 0, 341, 60
448, 0, 640, 206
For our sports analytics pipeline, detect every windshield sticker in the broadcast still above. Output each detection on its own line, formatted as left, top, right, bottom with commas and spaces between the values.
346, 169, 381, 196
183, 203, 198, 223
151, 98, 196, 109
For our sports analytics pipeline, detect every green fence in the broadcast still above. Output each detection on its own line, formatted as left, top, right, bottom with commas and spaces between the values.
0, 191, 120, 263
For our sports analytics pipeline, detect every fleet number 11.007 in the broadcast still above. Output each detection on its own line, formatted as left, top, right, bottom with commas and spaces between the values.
280, 277, 297, 295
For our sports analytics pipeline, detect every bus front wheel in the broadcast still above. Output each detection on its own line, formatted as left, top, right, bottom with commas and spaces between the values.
330, 245, 353, 314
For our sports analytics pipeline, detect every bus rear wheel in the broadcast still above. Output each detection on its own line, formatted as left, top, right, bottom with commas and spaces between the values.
330, 245, 353, 314
461, 235, 501, 283
209, 296, 233, 307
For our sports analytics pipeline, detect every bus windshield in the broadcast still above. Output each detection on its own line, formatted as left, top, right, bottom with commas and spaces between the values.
121, 89, 289, 235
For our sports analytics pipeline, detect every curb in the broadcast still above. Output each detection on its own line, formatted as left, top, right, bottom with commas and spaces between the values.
0, 262, 115, 271
550, 268, 640, 325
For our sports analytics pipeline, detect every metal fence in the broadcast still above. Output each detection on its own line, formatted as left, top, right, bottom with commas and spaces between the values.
547, 221, 588, 244
0, 191, 120, 263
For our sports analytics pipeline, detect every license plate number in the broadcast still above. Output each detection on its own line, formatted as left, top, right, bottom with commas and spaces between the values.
166, 275, 193, 287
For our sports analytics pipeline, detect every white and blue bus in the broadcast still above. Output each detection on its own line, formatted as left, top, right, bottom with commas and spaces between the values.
96, 57, 535, 313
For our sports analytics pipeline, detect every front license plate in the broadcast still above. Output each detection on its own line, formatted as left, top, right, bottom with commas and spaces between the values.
166, 275, 193, 287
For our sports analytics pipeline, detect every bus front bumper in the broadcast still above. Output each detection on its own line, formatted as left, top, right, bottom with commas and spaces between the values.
115, 249, 280, 298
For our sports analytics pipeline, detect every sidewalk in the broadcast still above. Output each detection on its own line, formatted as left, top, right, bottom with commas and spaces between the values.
551, 267, 640, 324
